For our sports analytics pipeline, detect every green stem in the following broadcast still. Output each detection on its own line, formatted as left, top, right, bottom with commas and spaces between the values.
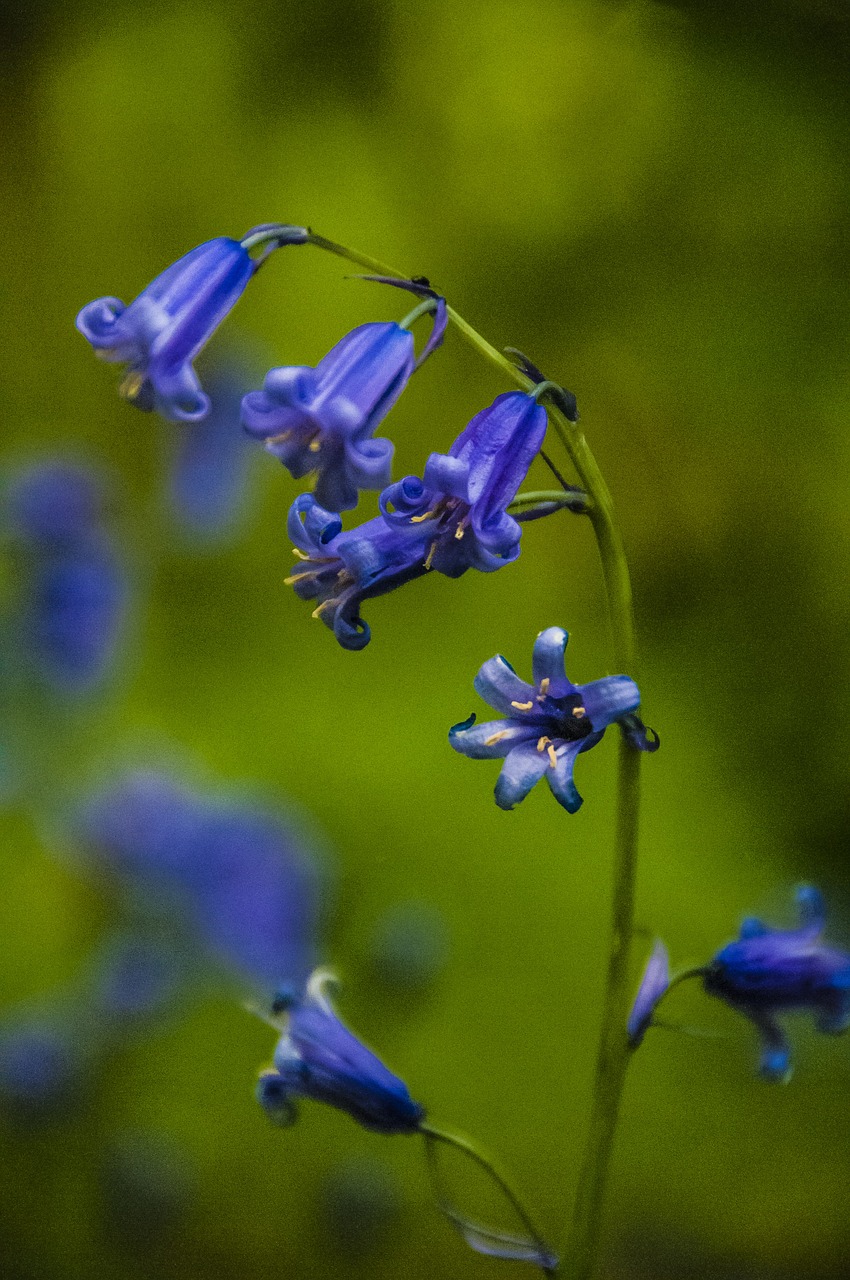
421, 1122, 558, 1276
308, 229, 642, 1280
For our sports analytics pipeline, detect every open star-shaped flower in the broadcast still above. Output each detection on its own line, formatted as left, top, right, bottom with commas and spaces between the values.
449, 627, 656, 812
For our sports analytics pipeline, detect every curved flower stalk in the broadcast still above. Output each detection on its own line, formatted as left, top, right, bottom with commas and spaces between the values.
284, 389, 550, 649
242, 278, 447, 512
450, 627, 657, 812
76, 225, 308, 422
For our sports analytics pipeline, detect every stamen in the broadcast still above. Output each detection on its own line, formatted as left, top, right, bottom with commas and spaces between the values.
511, 700, 534, 711
267, 430, 292, 445
292, 547, 310, 561
573, 706, 587, 719
308, 440, 321, 453
454, 524, 465, 540
536, 736, 551, 752
485, 730, 510, 747
119, 371, 144, 401
547, 744, 559, 768
410, 512, 433, 524
311, 599, 337, 620
424, 540, 438, 571
537, 677, 550, 701
283, 571, 314, 585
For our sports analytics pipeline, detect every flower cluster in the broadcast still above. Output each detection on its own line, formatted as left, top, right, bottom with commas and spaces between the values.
629, 886, 850, 1081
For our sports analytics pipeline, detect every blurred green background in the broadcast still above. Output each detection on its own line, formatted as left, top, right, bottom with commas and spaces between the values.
2, 0, 850, 1276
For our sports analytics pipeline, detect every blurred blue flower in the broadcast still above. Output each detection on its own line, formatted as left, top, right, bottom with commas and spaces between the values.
627, 940, 670, 1046
703, 885, 850, 1081
76, 226, 307, 423
450, 627, 653, 812
242, 279, 447, 512
76, 770, 324, 993
167, 362, 256, 543
7, 462, 126, 693
256, 969, 425, 1135
284, 390, 548, 649
87, 933, 183, 1026
0, 1018, 81, 1120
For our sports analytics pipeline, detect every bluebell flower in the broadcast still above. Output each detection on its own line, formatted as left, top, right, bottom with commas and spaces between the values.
379, 390, 548, 575
0, 1018, 81, 1119
627, 941, 670, 1047
243, 278, 447, 512
8, 462, 126, 693
76, 770, 324, 993
284, 390, 549, 648
87, 933, 182, 1026
450, 627, 654, 812
76, 226, 307, 423
703, 885, 850, 1081
256, 969, 425, 1135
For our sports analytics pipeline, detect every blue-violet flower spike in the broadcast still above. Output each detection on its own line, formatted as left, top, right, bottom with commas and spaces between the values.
256, 969, 425, 1135
242, 278, 446, 512
703, 885, 850, 1082
76, 226, 305, 423
450, 627, 653, 812
627, 940, 670, 1046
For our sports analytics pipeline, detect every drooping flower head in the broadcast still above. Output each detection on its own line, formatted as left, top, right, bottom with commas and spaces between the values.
256, 969, 425, 1135
6, 461, 126, 693
450, 627, 657, 812
76, 225, 308, 423
283, 389, 550, 648
627, 940, 671, 1047
379, 390, 548, 575
703, 885, 850, 1081
242, 277, 447, 512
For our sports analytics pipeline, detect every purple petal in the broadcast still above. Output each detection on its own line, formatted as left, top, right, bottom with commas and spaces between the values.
422, 452, 472, 503
473, 656, 537, 717
494, 743, 549, 810
795, 884, 825, 937
545, 740, 586, 814
627, 941, 670, 1046
531, 627, 572, 692
578, 675, 641, 732
449, 719, 537, 759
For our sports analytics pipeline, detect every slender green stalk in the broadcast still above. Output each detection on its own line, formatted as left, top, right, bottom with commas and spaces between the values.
307, 230, 643, 1280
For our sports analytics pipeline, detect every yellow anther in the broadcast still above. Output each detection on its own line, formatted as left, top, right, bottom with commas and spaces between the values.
511, 700, 534, 711
284, 572, 313, 585
424, 540, 438, 571
311, 599, 337, 620
119, 371, 144, 401
454, 524, 465, 540
547, 744, 558, 768
292, 547, 310, 561
308, 440, 321, 453
537, 678, 550, 700
267, 430, 292, 445
572, 706, 587, 719
485, 730, 510, 747
410, 512, 432, 524
536, 736, 551, 752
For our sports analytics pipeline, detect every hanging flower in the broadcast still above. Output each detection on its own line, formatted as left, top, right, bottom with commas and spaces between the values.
76, 225, 307, 423
242, 278, 447, 512
256, 970, 424, 1135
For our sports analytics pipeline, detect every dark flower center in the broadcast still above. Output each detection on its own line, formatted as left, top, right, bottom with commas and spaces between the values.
550, 694, 595, 742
